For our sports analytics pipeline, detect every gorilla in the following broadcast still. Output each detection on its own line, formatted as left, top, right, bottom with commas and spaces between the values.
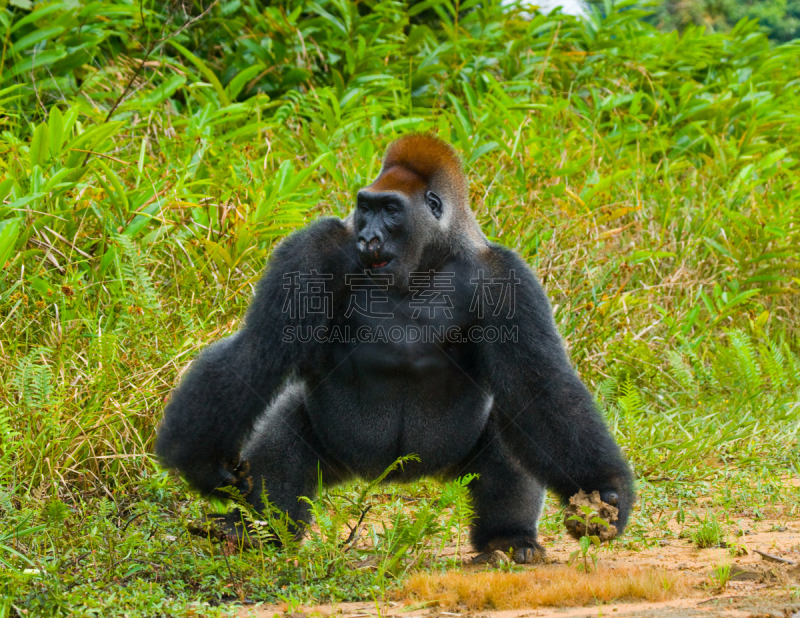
155, 135, 634, 563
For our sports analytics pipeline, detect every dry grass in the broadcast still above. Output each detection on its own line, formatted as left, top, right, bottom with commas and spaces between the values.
399, 565, 694, 611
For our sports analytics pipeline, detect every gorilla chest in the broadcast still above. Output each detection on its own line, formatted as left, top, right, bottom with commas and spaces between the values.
340, 287, 476, 380
306, 288, 489, 475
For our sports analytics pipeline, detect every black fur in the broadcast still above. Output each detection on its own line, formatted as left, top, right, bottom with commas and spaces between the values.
155, 141, 634, 560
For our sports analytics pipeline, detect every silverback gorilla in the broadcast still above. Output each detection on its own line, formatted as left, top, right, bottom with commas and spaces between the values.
155, 135, 634, 563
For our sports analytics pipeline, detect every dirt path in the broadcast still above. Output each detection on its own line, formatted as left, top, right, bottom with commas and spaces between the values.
238, 516, 800, 618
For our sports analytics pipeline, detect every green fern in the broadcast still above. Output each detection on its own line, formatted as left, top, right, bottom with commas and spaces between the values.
783, 342, 800, 388
115, 232, 160, 312
728, 330, 762, 396
0, 406, 21, 481
595, 377, 618, 406
617, 378, 644, 416
11, 347, 53, 411
761, 338, 788, 392
667, 349, 697, 393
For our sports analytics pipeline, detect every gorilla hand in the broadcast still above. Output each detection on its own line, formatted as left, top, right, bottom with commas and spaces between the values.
178, 456, 253, 500
229, 457, 253, 498
564, 488, 622, 542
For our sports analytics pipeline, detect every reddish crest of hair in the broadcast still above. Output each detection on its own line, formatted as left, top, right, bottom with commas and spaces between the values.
368, 165, 427, 194
369, 134, 467, 205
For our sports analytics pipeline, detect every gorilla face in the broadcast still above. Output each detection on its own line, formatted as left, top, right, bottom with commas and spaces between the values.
354, 189, 414, 279
355, 160, 447, 282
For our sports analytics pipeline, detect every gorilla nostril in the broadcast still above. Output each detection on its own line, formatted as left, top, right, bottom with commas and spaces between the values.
368, 238, 380, 252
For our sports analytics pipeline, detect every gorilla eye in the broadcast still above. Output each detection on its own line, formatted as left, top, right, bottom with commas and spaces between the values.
385, 203, 398, 214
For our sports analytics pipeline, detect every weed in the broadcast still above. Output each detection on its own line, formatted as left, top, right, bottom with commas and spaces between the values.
690, 511, 725, 549
567, 505, 610, 572
710, 562, 733, 590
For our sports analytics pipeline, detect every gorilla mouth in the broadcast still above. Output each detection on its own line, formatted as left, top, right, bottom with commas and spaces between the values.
361, 255, 393, 269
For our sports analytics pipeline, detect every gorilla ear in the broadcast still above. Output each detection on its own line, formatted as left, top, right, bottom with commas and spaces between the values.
426, 191, 443, 219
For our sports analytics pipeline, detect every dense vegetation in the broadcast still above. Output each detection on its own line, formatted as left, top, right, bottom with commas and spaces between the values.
647, 0, 800, 42
1, 0, 799, 615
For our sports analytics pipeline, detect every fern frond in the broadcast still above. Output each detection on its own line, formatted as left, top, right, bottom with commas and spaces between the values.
667, 349, 696, 392
728, 330, 762, 396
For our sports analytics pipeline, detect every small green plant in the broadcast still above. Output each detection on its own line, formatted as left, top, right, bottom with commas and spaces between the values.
710, 562, 733, 589
691, 511, 725, 549
567, 506, 609, 572
727, 541, 748, 557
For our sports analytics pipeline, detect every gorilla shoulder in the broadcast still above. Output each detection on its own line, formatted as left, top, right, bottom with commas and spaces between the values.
269, 216, 355, 272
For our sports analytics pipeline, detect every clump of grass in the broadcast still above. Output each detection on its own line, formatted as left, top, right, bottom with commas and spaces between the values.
690, 511, 725, 549
400, 566, 692, 610
710, 562, 733, 589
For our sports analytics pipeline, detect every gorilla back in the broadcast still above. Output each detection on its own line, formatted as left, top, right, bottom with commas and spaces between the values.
155, 134, 635, 563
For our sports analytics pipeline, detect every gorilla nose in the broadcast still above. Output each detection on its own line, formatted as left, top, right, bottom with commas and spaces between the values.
357, 235, 382, 253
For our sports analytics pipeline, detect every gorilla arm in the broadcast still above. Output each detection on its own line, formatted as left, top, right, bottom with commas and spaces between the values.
155, 218, 352, 497
479, 246, 635, 534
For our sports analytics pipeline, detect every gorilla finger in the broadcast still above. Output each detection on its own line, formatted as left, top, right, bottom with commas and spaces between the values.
601, 491, 619, 506
239, 475, 253, 497
471, 552, 491, 565
218, 471, 238, 488
233, 458, 250, 478
513, 546, 545, 564
513, 548, 531, 564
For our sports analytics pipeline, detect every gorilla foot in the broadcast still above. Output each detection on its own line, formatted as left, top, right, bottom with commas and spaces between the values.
472, 536, 546, 565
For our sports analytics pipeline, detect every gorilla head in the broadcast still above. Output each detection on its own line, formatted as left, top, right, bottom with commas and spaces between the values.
354, 135, 486, 282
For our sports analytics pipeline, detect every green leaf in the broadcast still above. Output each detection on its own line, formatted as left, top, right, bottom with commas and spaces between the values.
0, 218, 21, 267
166, 40, 229, 106
29, 123, 49, 168
11, 49, 66, 77
10, 26, 64, 55
124, 195, 163, 237
28, 275, 56, 297
131, 75, 186, 108
95, 160, 129, 215
65, 122, 123, 167
0, 178, 14, 202
225, 64, 264, 100
48, 106, 64, 158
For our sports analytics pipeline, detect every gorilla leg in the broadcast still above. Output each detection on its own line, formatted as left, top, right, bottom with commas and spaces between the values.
459, 421, 547, 564
216, 383, 349, 543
